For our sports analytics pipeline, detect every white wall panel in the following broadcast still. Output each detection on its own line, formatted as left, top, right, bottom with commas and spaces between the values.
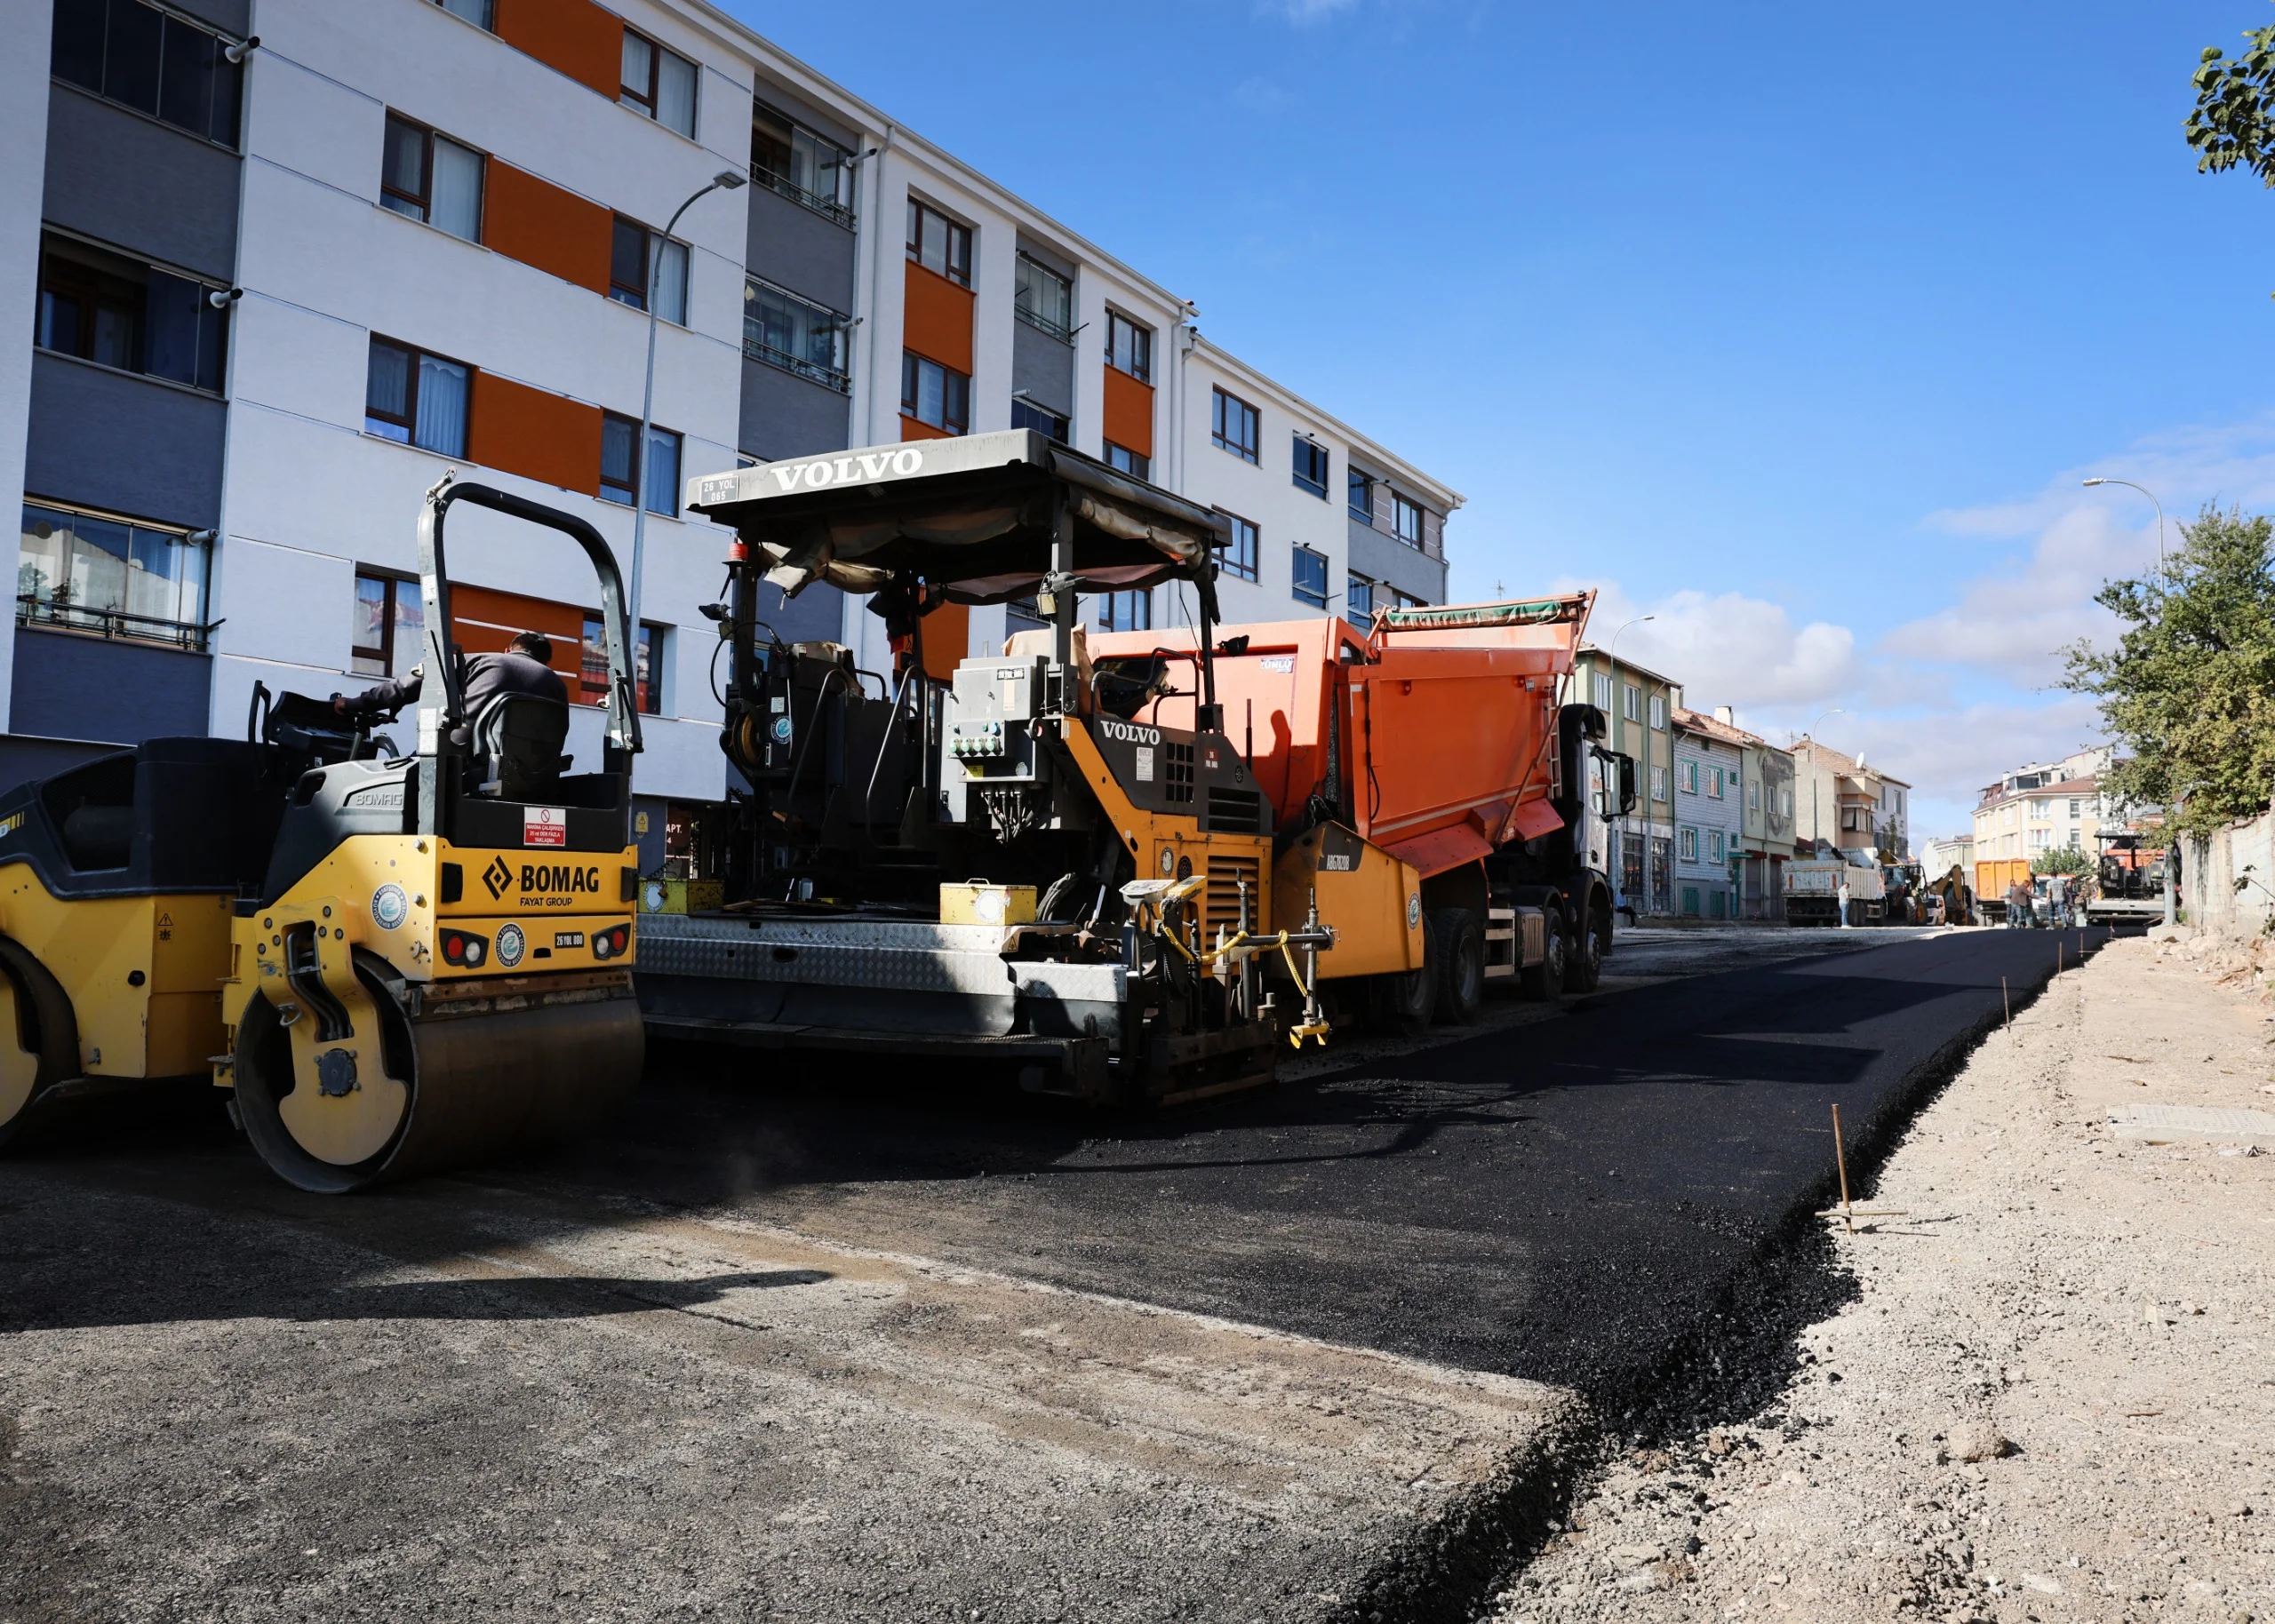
245, 53, 384, 203
213, 536, 358, 673
231, 294, 367, 432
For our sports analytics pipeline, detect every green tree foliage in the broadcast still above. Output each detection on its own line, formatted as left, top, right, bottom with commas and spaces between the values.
2188, 14, 2275, 186
2064, 506, 2275, 835
2031, 846, 2092, 877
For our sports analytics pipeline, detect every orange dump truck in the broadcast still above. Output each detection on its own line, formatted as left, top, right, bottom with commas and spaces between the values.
1093, 593, 1629, 1024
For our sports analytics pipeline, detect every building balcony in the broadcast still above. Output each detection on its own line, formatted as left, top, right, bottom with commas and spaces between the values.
747, 163, 853, 230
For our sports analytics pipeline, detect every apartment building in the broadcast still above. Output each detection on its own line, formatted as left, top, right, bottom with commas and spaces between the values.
5, 0, 1460, 864
1971, 744, 2118, 863
1568, 645, 1679, 915
1790, 737, 1910, 860
1671, 707, 1744, 919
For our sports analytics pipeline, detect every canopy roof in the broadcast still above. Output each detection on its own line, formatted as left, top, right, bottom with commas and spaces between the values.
685, 430, 1232, 604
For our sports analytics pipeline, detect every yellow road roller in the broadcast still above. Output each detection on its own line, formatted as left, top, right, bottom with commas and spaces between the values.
0, 477, 645, 1190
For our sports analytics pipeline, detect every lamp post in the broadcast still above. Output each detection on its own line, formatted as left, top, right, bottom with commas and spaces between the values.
2081, 477, 2177, 926
628, 170, 747, 643
1603, 615, 1654, 912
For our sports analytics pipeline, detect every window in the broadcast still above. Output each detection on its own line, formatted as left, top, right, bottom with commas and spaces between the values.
1011, 399, 1068, 442
364, 337, 470, 458
1680, 827, 1697, 862
1211, 387, 1259, 463
1842, 808, 1865, 833
1393, 493, 1424, 547
620, 28, 698, 139
581, 616, 661, 714
1104, 442, 1149, 480
2069, 825, 2081, 848
743, 277, 849, 392
1291, 437, 1330, 498
900, 352, 970, 434
1680, 760, 1697, 794
1222, 513, 1258, 582
1291, 546, 1328, 609
1096, 590, 1151, 633
1650, 766, 1667, 802
2030, 827, 2050, 849
1348, 467, 1375, 521
1393, 589, 1429, 610
610, 218, 688, 323
2028, 797, 2049, 817
1648, 695, 1667, 729
1780, 789, 1792, 818
20, 499, 212, 648
750, 105, 852, 224
1347, 574, 1376, 619
1106, 311, 1152, 382
2068, 797, 2080, 817
352, 569, 425, 679
906, 200, 971, 287
1591, 673, 1612, 711
52, 0, 244, 148
36, 233, 228, 393
1623, 683, 1640, 722
1014, 253, 1073, 340
1748, 779, 1760, 811
1709, 767, 1726, 799
435, 0, 494, 26
1710, 830, 1726, 864
379, 114, 484, 242
599, 419, 682, 515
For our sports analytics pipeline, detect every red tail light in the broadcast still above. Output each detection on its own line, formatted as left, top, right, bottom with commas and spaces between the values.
441, 929, 487, 968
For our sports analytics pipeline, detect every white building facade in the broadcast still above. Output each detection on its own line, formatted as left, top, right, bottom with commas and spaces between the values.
6, 0, 1459, 869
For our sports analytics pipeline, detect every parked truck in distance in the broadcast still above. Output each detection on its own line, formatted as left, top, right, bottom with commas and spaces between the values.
1976, 856, 2031, 923
1785, 848, 1886, 926
2086, 832, 2166, 926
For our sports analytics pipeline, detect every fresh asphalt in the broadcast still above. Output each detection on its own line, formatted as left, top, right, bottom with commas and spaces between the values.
0, 924, 2109, 1622
564, 924, 2109, 1397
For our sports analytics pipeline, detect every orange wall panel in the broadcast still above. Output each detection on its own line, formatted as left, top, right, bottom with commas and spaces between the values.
467, 371, 604, 497
493, 0, 623, 99
902, 261, 975, 374
922, 601, 970, 681
484, 163, 611, 294
1102, 367, 1154, 458
449, 584, 587, 693
900, 416, 953, 442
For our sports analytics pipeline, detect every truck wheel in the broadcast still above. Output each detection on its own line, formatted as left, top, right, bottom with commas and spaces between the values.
1373, 914, 1439, 1039
1431, 909, 1483, 1025
1564, 901, 1604, 993
1520, 908, 1566, 1001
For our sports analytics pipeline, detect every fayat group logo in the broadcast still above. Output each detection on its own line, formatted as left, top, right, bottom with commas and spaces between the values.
482, 857, 514, 900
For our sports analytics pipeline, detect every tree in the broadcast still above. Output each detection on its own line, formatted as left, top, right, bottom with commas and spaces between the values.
2187, 14, 2275, 187
2063, 505, 2275, 836
2032, 846, 2091, 877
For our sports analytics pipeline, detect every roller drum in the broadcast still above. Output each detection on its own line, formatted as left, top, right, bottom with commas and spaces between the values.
235, 967, 643, 1193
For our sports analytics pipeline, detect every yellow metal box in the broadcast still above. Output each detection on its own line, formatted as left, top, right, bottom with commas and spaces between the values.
642, 877, 724, 915
939, 881, 1036, 927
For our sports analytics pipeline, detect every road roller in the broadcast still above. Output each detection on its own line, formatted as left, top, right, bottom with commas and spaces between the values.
0, 476, 646, 1190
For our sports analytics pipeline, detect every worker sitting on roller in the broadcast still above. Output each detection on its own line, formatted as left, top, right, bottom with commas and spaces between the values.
333, 630, 568, 720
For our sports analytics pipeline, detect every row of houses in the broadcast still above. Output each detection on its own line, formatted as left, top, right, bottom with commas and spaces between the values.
1567, 647, 1912, 921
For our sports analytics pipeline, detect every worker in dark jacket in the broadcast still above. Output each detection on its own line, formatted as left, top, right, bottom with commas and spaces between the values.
334, 630, 568, 719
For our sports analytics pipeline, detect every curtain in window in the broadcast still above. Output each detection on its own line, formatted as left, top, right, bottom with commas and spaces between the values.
644, 429, 679, 515
429, 139, 484, 241
600, 415, 636, 499
143, 271, 202, 386
414, 354, 468, 457
437, 0, 492, 23
651, 239, 688, 324
620, 32, 651, 100
656, 50, 697, 137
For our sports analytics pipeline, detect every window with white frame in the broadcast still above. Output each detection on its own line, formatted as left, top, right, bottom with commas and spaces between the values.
1651, 765, 1668, 802
1623, 682, 1640, 722
1680, 826, 1697, 861
1591, 673, 1613, 711
1709, 829, 1726, 863
1680, 760, 1697, 794
1649, 695, 1667, 729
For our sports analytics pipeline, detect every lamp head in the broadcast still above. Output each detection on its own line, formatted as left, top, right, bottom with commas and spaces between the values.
714, 171, 748, 191
2082, 477, 2108, 488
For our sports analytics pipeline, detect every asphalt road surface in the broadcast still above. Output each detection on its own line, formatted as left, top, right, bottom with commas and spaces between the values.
0, 924, 2106, 1623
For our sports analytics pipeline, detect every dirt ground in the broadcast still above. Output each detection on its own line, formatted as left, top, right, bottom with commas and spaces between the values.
1489, 928, 2275, 1624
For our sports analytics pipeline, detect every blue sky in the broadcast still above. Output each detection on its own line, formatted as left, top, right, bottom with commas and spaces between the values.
725, 0, 2275, 837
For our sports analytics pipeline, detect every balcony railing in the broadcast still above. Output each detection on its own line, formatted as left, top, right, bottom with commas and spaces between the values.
1013, 303, 1074, 343
748, 163, 854, 229
19, 594, 219, 653
743, 330, 850, 394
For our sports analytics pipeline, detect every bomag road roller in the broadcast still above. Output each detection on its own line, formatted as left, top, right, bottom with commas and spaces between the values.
0, 476, 645, 1190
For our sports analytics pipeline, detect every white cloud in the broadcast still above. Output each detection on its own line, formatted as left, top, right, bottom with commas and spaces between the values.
1267, 0, 1358, 19
1559, 579, 1861, 712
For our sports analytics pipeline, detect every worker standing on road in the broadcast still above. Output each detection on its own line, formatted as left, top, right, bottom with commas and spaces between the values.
333, 630, 569, 719
2006, 878, 2032, 929
1836, 873, 1852, 929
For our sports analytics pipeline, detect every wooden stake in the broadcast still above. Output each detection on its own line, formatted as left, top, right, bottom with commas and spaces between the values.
2058, 940, 2064, 976
1832, 1103, 1855, 1232
2003, 975, 2011, 1030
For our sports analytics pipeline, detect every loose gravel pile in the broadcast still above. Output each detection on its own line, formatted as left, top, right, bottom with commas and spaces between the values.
1489, 931, 2275, 1624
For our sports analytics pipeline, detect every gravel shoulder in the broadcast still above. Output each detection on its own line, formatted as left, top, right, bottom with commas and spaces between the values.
1490, 930, 2275, 1624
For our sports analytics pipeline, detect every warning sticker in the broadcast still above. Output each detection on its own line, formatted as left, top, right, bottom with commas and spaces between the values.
523, 807, 568, 848
1135, 745, 1155, 783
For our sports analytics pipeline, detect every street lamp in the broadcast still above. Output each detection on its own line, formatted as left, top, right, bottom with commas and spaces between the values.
1802, 707, 1846, 857
628, 170, 747, 641
2081, 476, 2178, 927
1603, 615, 1654, 912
